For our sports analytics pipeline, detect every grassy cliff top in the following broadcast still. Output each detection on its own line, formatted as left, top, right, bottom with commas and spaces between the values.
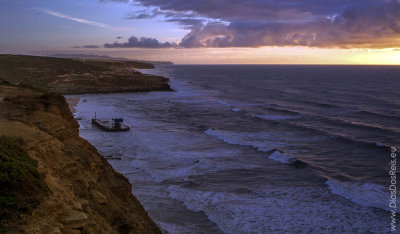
0, 54, 171, 94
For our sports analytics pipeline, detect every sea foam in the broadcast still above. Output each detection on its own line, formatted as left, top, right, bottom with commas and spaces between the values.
204, 129, 300, 165
268, 150, 295, 164
204, 128, 277, 152
326, 179, 399, 213
167, 184, 389, 233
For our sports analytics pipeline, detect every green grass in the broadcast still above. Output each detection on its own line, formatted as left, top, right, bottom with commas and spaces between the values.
0, 72, 46, 94
0, 136, 48, 228
0, 54, 107, 87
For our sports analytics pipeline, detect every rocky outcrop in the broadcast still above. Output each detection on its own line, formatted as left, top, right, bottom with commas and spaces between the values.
0, 82, 161, 233
47, 71, 172, 94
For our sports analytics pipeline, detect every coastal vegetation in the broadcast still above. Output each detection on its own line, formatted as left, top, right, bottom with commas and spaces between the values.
0, 136, 48, 232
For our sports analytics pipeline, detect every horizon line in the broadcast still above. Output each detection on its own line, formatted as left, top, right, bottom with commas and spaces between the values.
1, 53, 399, 66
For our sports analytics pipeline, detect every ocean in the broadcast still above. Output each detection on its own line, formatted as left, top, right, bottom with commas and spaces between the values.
70, 65, 400, 233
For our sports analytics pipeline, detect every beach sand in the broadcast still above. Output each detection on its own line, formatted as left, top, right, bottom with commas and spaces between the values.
65, 96, 80, 113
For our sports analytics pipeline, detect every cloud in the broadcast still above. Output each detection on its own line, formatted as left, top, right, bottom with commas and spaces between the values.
104, 36, 176, 48
125, 7, 199, 20
103, 0, 400, 48
125, 8, 161, 19
43, 10, 111, 28
131, 0, 361, 21
179, 1, 400, 49
99, 0, 130, 2
165, 18, 203, 30
42, 10, 134, 31
73, 45, 100, 48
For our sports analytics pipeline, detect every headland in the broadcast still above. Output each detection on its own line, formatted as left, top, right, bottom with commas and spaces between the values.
0, 54, 168, 233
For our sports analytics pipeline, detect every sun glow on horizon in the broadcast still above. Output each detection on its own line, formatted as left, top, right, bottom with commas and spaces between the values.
62, 46, 400, 65
2, 0, 400, 65
348, 49, 400, 65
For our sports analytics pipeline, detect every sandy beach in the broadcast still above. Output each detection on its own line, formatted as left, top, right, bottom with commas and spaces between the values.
65, 96, 80, 113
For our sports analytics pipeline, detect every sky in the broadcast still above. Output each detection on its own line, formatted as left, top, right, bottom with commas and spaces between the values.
0, 0, 399, 64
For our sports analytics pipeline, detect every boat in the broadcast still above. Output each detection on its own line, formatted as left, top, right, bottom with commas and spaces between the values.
91, 113, 130, 132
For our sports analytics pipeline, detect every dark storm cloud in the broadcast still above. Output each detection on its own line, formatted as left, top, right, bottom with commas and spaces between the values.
104, 0, 400, 48
104, 36, 176, 48
132, 0, 381, 21
165, 18, 204, 30
180, 1, 400, 48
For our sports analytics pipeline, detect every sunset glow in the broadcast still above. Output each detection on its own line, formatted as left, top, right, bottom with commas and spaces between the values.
1, 0, 399, 64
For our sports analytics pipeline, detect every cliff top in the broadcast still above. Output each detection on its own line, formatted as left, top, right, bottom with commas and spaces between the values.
49, 54, 173, 65
0, 54, 171, 94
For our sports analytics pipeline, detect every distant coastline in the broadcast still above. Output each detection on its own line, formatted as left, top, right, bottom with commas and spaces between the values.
0, 54, 173, 95
49, 53, 174, 66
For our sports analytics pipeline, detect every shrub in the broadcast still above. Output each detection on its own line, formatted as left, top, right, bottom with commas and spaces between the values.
0, 136, 48, 227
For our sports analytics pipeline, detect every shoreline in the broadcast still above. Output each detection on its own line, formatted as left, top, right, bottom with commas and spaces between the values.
65, 96, 81, 113
68, 92, 224, 233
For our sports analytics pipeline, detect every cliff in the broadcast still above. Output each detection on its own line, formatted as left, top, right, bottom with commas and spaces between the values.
0, 79, 161, 233
0, 54, 172, 94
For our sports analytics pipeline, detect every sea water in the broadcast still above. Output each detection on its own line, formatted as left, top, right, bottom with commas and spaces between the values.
70, 65, 400, 233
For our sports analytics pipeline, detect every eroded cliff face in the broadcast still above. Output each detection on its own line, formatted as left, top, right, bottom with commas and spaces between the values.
0, 81, 160, 233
